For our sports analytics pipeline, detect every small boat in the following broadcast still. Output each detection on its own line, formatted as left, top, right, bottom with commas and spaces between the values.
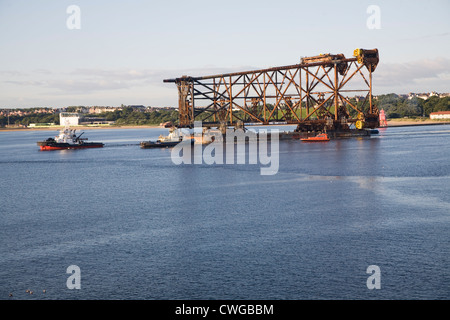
140, 140, 182, 148
140, 128, 188, 148
37, 127, 104, 150
301, 133, 330, 142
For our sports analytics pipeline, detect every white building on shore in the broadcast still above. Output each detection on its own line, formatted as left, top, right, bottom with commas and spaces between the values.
408, 92, 450, 100
430, 111, 450, 120
60, 112, 80, 126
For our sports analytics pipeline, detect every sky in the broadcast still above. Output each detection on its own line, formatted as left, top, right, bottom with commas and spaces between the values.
0, 0, 449, 108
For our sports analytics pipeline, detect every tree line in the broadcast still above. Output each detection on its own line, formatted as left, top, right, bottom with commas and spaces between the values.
0, 107, 179, 127
95, 107, 179, 125
374, 94, 450, 118
1, 95, 449, 127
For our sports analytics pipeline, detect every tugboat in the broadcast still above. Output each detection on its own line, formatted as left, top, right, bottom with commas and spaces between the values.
140, 127, 188, 148
301, 133, 330, 142
37, 127, 104, 150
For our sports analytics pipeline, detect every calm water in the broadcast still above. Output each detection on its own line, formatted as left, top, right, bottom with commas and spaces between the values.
0, 125, 449, 300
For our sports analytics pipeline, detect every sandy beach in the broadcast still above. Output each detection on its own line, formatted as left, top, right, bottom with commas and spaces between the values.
386, 119, 450, 127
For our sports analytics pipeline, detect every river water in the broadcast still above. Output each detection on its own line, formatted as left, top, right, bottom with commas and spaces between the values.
0, 125, 448, 300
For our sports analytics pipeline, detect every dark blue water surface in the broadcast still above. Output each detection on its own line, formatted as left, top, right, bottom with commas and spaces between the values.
0, 125, 449, 300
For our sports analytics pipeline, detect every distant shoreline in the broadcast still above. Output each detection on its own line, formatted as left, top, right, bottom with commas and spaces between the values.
386, 119, 450, 127
1, 120, 449, 132
0, 125, 161, 132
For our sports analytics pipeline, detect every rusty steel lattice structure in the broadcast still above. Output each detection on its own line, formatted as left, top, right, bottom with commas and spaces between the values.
164, 49, 379, 131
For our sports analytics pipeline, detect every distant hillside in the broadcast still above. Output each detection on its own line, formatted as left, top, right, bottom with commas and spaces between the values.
0, 107, 178, 127
375, 94, 450, 118
1, 94, 449, 127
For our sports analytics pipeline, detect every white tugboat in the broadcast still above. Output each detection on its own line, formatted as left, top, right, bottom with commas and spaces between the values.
37, 127, 104, 151
140, 127, 186, 148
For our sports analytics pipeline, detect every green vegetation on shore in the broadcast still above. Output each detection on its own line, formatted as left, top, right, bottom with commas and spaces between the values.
0, 107, 179, 127
374, 94, 450, 118
1, 94, 449, 127
0, 112, 60, 127
94, 107, 179, 126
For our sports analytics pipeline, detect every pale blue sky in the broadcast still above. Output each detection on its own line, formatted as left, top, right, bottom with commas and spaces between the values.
0, 0, 449, 108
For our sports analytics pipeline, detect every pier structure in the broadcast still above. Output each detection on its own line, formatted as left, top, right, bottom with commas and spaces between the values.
164, 49, 379, 133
